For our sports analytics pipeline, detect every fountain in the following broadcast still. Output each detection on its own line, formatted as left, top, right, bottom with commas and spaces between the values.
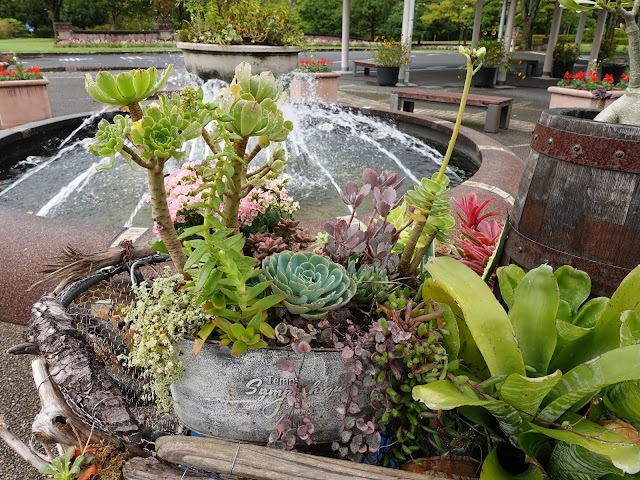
0, 83, 477, 228
0, 72, 523, 325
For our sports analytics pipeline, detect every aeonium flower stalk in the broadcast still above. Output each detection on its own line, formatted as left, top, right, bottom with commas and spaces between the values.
397, 47, 482, 277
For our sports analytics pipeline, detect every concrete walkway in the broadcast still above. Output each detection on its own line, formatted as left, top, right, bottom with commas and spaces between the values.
0, 60, 556, 479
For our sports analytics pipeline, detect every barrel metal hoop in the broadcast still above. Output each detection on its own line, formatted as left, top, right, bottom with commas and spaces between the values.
530, 122, 640, 173
505, 223, 631, 296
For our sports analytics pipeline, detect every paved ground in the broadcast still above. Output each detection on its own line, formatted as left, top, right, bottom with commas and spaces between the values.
0, 50, 559, 479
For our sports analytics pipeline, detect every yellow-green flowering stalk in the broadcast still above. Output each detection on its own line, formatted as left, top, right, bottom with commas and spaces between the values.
396, 46, 486, 277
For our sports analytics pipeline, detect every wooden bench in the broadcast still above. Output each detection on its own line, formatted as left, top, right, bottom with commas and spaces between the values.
389, 88, 513, 133
352, 60, 376, 76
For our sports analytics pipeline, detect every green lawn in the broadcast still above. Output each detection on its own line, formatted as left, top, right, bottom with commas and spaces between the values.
0, 38, 179, 53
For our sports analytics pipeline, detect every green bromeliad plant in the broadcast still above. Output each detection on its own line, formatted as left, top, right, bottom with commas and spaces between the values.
412, 256, 640, 479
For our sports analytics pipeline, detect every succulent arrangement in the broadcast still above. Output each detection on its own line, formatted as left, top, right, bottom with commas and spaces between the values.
79, 47, 640, 478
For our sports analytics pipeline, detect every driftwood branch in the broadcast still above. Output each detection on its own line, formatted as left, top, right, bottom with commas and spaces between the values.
31, 356, 111, 447
29, 295, 143, 446
0, 414, 50, 471
155, 436, 443, 480
123, 457, 210, 479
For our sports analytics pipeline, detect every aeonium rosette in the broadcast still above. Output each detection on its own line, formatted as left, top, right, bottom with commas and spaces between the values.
149, 160, 299, 235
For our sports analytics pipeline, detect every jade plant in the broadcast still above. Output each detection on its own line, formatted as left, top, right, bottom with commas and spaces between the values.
559, 0, 640, 125
412, 256, 640, 478
86, 62, 302, 357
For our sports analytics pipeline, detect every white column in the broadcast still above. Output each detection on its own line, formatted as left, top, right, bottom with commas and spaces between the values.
471, 0, 484, 47
588, 10, 607, 72
402, 0, 416, 84
399, 0, 412, 83
542, 1, 563, 77
496, 0, 517, 85
497, 0, 508, 39
340, 0, 351, 73
575, 10, 588, 47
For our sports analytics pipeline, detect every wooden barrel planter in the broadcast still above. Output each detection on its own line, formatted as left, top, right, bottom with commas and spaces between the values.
505, 108, 640, 296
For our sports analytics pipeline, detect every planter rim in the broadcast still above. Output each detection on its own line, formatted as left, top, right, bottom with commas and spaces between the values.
547, 86, 625, 99
182, 335, 342, 353
0, 77, 49, 88
293, 71, 340, 78
177, 42, 302, 53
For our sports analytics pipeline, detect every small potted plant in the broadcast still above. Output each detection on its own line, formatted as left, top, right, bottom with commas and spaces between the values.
370, 36, 409, 87
548, 68, 627, 108
289, 56, 340, 103
0, 54, 51, 128
176, 0, 304, 82
552, 40, 580, 78
472, 30, 514, 88
598, 34, 628, 83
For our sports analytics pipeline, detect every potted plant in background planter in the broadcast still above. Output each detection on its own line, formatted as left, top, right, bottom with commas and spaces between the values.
598, 31, 628, 83
472, 30, 515, 88
548, 68, 627, 108
552, 40, 580, 78
0, 54, 52, 129
289, 56, 340, 103
371, 36, 409, 87
176, 0, 304, 82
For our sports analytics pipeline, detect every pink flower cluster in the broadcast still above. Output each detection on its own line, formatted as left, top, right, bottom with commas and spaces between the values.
238, 173, 299, 226
148, 161, 299, 234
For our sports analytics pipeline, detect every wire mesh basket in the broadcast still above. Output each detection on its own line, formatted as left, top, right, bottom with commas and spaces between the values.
55, 255, 186, 447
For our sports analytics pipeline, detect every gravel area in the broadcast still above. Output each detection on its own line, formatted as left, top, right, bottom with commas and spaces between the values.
0, 321, 43, 479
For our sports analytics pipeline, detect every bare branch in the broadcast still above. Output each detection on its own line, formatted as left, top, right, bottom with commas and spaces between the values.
247, 143, 263, 163
0, 414, 51, 471
122, 145, 152, 169
202, 128, 221, 154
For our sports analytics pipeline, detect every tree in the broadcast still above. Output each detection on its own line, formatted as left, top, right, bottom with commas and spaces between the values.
519, 0, 545, 49
351, 0, 399, 41
61, 0, 108, 29
421, 0, 476, 44
296, 0, 342, 35
43, 0, 64, 35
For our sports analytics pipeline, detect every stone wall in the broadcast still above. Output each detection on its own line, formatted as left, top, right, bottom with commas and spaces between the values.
54, 23, 175, 42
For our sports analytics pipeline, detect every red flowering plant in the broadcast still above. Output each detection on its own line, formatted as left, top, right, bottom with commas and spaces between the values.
452, 193, 505, 285
297, 56, 334, 73
556, 69, 621, 91
0, 54, 43, 81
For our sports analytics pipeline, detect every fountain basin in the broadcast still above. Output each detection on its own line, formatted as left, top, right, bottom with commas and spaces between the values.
0, 108, 523, 325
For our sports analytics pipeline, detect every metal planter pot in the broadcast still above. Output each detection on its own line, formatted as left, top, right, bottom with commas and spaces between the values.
170, 338, 348, 443
376, 66, 400, 87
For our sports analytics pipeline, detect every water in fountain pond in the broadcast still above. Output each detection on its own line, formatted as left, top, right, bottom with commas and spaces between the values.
0, 75, 475, 227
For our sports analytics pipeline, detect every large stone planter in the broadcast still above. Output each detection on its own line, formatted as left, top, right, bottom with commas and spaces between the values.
547, 86, 625, 109
289, 71, 340, 103
170, 338, 348, 443
178, 42, 302, 82
0, 77, 52, 129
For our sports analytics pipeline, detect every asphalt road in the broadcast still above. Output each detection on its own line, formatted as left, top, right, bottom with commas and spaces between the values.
27, 49, 473, 72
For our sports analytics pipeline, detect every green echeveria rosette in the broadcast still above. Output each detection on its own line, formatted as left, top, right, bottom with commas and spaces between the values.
261, 252, 356, 320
